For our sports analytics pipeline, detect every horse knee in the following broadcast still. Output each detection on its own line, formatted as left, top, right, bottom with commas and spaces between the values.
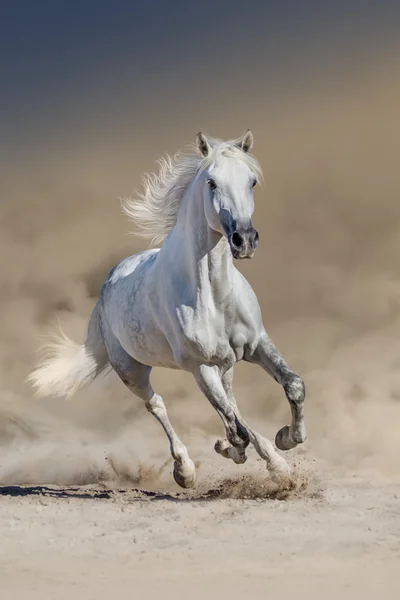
281, 373, 307, 446
284, 373, 305, 407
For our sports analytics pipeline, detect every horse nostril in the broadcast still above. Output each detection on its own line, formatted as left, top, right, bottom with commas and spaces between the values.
254, 231, 259, 246
231, 232, 243, 248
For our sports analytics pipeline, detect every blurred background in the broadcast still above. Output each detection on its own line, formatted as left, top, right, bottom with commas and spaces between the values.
1, 1, 400, 487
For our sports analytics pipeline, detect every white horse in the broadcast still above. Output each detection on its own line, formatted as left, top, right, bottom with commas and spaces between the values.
28, 131, 307, 488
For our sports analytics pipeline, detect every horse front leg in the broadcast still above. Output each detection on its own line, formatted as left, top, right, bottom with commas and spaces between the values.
215, 368, 249, 464
246, 331, 307, 451
193, 364, 249, 465
219, 368, 292, 484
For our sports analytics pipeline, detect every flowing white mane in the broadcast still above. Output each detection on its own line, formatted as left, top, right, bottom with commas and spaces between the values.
122, 137, 262, 247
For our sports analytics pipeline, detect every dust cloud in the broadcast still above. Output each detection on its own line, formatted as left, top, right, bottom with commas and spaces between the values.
1, 53, 400, 491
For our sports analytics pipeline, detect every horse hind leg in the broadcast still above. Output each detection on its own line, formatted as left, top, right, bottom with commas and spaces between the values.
105, 337, 196, 489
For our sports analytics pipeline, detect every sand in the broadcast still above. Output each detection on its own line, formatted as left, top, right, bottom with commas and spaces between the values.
1, 457, 399, 599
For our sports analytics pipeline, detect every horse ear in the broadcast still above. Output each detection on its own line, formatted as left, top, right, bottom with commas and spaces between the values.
196, 132, 212, 158
236, 129, 254, 153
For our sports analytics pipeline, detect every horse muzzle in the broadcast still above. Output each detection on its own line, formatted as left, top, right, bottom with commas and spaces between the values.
229, 227, 259, 259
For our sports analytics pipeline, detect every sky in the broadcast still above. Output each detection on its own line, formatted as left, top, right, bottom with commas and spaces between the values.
1, 1, 399, 156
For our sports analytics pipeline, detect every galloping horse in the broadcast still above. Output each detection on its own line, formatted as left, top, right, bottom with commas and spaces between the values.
29, 131, 307, 488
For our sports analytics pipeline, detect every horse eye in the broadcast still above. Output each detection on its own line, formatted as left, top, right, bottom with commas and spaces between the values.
207, 179, 217, 190
252, 179, 257, 188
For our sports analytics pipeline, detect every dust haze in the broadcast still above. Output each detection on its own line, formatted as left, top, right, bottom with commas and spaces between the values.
1, 53, 400, 492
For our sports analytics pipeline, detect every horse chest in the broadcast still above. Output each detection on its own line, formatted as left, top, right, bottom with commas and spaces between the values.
174, 303, 236, 368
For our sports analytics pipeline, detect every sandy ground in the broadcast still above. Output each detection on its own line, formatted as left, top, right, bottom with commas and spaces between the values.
1, 448, 400, 599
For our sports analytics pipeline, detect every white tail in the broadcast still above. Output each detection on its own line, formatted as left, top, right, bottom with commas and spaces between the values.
28, 303, 109, 398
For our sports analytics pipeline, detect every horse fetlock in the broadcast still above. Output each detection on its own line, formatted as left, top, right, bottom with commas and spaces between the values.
292, 420, 307, 444
237, 417, 250, 444
227, 422, 250, 449
215, 439, 247, 464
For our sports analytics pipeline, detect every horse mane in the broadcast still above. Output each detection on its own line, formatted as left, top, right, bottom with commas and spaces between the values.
122, 137, 262, 247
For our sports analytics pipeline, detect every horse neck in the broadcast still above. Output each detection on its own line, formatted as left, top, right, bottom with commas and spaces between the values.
171, 180, 234, 302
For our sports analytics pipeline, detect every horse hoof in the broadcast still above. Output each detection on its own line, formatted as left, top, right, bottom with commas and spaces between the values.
214, 438, 230, 455
269, 458, 292, 487
215, 439, 247, 464
275, 426, 298, 451
173, 460, 196, 489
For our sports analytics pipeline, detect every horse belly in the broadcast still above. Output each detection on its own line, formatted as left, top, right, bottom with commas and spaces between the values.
120, 325, 179, 369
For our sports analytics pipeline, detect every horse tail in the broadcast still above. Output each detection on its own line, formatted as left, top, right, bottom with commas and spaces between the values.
27, 302, 110, 398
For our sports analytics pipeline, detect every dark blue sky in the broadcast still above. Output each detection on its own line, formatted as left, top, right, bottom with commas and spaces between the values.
1, 1, 399, 151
